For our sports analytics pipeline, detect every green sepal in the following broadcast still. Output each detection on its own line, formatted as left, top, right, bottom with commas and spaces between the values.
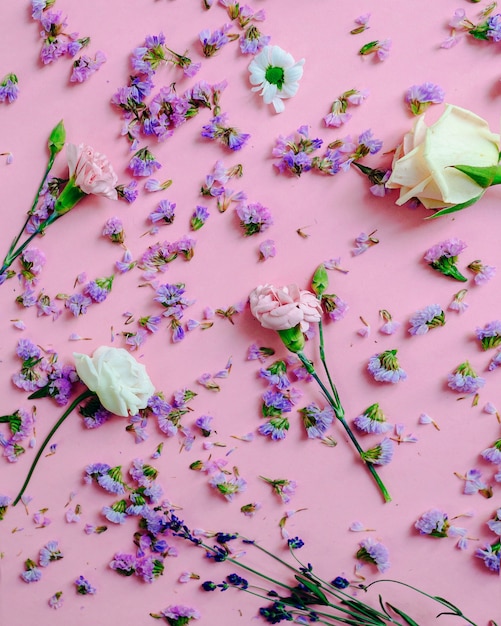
48, 120, 66, 157
427, 193, 484, 219
453, 164, 501, 188
28, 385, 51, 400
311, 264, 328, 296
53, 179, 87, 215
278, 326, 305, 354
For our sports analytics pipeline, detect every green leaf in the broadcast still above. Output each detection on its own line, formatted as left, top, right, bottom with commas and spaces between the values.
341, 599, 387, 624
426, 193, 484, 219
28, 385, 51, 400
433, 596, 463, 613
453, 164, 501, 188
386, 602, 421, 625
294, 575, 329, 605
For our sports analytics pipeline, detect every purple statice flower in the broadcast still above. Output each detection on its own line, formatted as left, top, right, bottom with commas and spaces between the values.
476, 321, 501, 350
48, 591, 64, 609
16, 338, 41, 361
31, 0, 50, 20
157, 605, 201, 623
467, 259, 496, 285
414, 509, 466, 538
154, 282, 193, 316
448, 288, 469, 314
379, 309, 400, 335
65, 293, 92, 316
259, 360, 290, 389
195, 415, 214, 437
84, 462, 111, 484
321, 293, 349, 322
39, 540, 63, 567
351, 12, 371, 34
408, 304, 445, 336
488, 350, 501, 371
236, 202, 273, 236
424, 238, 467, 282
201, 114, 250, 151
262, 389, 293, 414
258, 416, 290, 440
299, 403, 334, 439
354, 403, 393, 434
352, 231, 379, 256
361, 437, 393, 465
109, 552, 138, 576
116, 249, 136, 274
96, 466, 126, 494
138, 315, 162, 333
129, 147, 161, 177
364, 38, 391, 60
18, 247, 46, 286
131, 32, 166, 74
36, 293, 61, 319
174, 236, 197, 261
209, 472, 247, 501
144, 178, 169, 192
21, 559, 43, 583
368, 349, 407, 383
0, 494, 11, 520
199, 23, 236, 56
129, 458, 159, 487
476, 542, 501, 573
356, 538, 390, 572
324, 88, 368, 128
16, 287, 37, 308
487, 14, 501, 41
124, 329, 147, 351
405, 82, 445, 115
83, 275, 114, 303
149, 199, 176, 226
273, 125, 322, 176
75, 575, 97, 595
0, 73, 19, 103
258, 239, 276, 261
116, 180, 138, 203
239, 24, 270, 54
103, 500, 128, 524
462, 469, 489, 496
70, 51, 106, 83
447, 361, 485, 394
481, 439, 501, 465
190, 205, 210, 231
487, 508, 501, 536
261, 476, 297, 503
102, 217, 125, 244
247, 344, 275, 362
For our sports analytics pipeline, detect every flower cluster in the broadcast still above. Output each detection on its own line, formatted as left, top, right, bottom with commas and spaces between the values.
408, 304, 445, 336
415, 509, 467, 542
405, 82, 444, 115
0, 407, 35, 463
70, 51, 106, 83
367, 349, 407, 384
217, 1, 270, 54
201, 113, 250, 151
12, 339, 78, 404
272, 125, 383, 177
476, 321, 501, 351
447, 361, 485, 395
236, 202, 273, 236
0, 73, 19, 103
443, 5, 501, 48
356, 537, 390, 572
354, 403, 393, 434
200, 160, 245, 213
424, 238, 467, 282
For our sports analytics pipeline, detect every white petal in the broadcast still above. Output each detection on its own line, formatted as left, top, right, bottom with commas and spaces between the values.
272, 97, 285, 113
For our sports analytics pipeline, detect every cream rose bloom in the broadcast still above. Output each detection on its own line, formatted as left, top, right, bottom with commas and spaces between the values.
249, 284, 322, 332
67, 143, 118, 200
74, 346, 155, 416
386, 104, 500, 210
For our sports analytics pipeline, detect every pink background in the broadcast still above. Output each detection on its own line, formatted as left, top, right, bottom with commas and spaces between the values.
1, 1, 501, 624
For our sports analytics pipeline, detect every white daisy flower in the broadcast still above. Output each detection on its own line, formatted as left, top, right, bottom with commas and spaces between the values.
248, 45, 305, 113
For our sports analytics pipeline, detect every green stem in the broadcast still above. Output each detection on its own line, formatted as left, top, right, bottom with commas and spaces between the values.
318, 321, 343, 414
297, 351, 392, 503
363, 580, 478, 626
12, 389, 95, 506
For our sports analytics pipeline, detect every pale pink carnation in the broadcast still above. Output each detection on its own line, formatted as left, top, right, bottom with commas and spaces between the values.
249, 284, 322, 332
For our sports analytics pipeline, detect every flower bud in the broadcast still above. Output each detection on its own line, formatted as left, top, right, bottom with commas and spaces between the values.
311, 264, 328, 296
48, 120, 66, 157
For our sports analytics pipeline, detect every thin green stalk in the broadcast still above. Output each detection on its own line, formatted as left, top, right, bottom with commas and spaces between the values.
296, 350, 391, 503
318, 320, 343, 413
13, 389, 95, 506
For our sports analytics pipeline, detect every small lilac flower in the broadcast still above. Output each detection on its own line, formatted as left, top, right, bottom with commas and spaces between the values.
460, 469, 490, 496
103, 500, 128, 524
199, 23, 237, 56
157, 605, 201, 623
129, 147, 161, 177
415, 509, 451, 537
258, 416, 290, 440
0, 494, 11, 520
0, 73, 19, 103
239, 24, 270, 54
487, 508, 501, 536
379, 309, 400, 335
116, 180, 138, 203
447, 361, 485, 394
481, 439, 501, 465
475, 541, 501, 573
39, 540, 63, 567
201, 114, 250, 151
361, 437, 394, 465
448, 289, 469, 314
488, 350, 501, 371
190, 205, 210, 231
467, 260, 496, 285
358, 39, 391, 61
258, 239, 276, 261
48, 591, 64, 609
260, 476, 297, 503
149, 199, 176, 225
352, 230, 379, 256
321, 293, 349, 322
209, 472, 247, 501
236, 202, 273, 236
354, 403, 392, 434
75, 575, 97, 595
195, 415, 214, 437
424, 238, 467, 282
96, 466, 126, 494
70, 51, 106, 83
418, 413, 440, 430
240, 502, 262, 517
65, 293, 92, 316
405, 82, 445, 115
368, 349, 407, 383
103, 217, 125, 244
351, 13, 371, 34
356, 538, 390, 572
476, 321, 501, 350
21, 559, 42, 583
109, 552, 138, 576
299, 403, 334, 438
408, 304, 445, 336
